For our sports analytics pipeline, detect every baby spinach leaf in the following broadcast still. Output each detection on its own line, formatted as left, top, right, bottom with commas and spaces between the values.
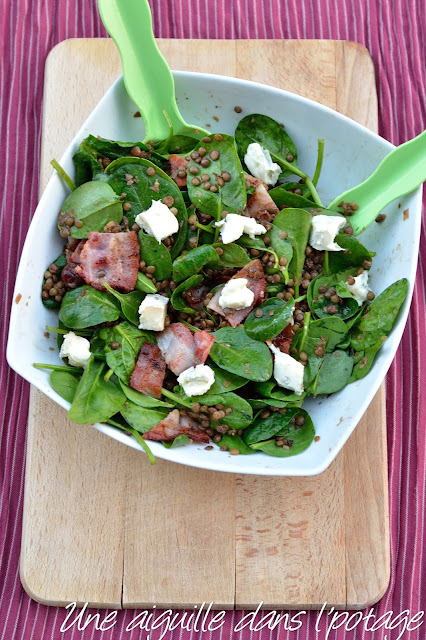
254, 380, 304, 405
170, 274, 204, 313
135, 272, 158, 294
268, 224, 293, 270
138, 231, 172, 281
58, 181, 123, 239
312, 294, 359, 320
250, 409, 315, 456
244, 408, 300, 444
41, 253, 67, 310
120, 401, 168, 433
59, 286, 121, 329
72, 145, 104, 187
78, 135, 157, 161
212, 243, 250, 268
308, 317, 347, 351
328, 235, 375, 272
209, 327, 273, 381
350, 336, 387, 382
119, 381, 173, 408
269, 185, 318, 209
205, 361, 248, 394
350, 279, 408, 351
313, 350, 353, 396
170, 208, 189, 260
193, 393, 253, 430
247, 398, 291, 409
244, 297, 295, 341
273, 208, 312, 290
103, 282, 144, 325
100, 322, 153, 383
105, 157, 187, 230
172, 245, 220, 283
187, 134, 247, 218
235, 114, 299, 179
237, 235, 279, 266
162, 434, 192, 448
216, 434, 254, 454
166, 135, 198, 155
68, 358, 126, 424
50, 370, 80, 403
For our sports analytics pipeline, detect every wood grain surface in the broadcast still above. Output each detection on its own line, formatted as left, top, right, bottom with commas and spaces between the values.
20, 38, 389, 610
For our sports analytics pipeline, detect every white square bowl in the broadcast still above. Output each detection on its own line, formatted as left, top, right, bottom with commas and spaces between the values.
7, 72, 422, 476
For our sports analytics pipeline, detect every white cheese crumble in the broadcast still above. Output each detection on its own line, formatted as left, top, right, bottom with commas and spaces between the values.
138, 294, 169, 331
309, 214, 346, 251
268, 343, 304, 396
177, 364, 215, 397
59, 332, 91, 368
347, 270, 370, 305
215, 213, 266, 244
135, 199, 179, 243
218, 278, 255, 310
244, 142, 281, 185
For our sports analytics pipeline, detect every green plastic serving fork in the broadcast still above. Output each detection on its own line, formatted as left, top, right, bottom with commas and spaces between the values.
328, 129, 426, 235
98, 0, 208, 144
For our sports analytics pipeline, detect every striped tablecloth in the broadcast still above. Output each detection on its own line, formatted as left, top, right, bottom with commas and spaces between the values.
1, 1, 425, 638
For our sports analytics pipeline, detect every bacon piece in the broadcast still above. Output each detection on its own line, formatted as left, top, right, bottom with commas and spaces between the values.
183, 282, 210, 311
244, 173, 264, 189
244, 183, 279, 224
130, 342, 166, 399
156, 323, 197, 375
142, 409, 209, 443
207, 259, 267, 327
75, 231, 139, 292
272, 323, 296, 355
194, 331, 215, 364
169, 154, 188, 187
156, 323, 215, 375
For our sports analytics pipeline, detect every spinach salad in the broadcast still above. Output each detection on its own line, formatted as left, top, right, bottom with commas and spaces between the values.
36, 113, 407, 464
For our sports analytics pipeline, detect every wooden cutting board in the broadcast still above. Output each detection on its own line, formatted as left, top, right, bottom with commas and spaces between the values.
20, 38, 389, 610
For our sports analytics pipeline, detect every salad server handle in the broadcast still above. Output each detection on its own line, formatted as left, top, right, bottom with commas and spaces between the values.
328, 128, 426, 235
98, 0, 193, 143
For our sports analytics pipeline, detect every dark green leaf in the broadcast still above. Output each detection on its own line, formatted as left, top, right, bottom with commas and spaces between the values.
268, 224, 293, 272
105, 157, 187, 231
186, 392, 253, 430
314, 350, 353, 396
235, 114, 299, 179
217, 434, 254, 454
119, 381, 173, 408
269, 185, 317, 209
244, 297, 295, 341
58, 181, 123, 239
170, 274, 204, 313
308, 317, 348, 351
244, 408, 300, 444
254, 380, 304, 404
50, 370, 80, 403
350, 336, 387, 382
68, 358, 126, 424
212, 243, 250, 268
172, 245, 220, 283
59, 286, 121, 329
163, 434, 192, 448
187, 134, 246, 217
209, 327, 273, 381
138, 231, 172, 281
120, 401, 168, 433
103, 282, 144, 325
250, 409, 315, 456
72, 146, 104, 187
328, 235, 375, 272
135, 272, 158, 294
350, 279, 408, 351
205, 361, 248, 394
80, 134, 164, 165
273, 208, 312, 288
100, 322, 153, 384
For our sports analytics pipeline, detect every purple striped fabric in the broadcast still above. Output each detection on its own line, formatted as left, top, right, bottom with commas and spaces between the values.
1, 1, 425, 638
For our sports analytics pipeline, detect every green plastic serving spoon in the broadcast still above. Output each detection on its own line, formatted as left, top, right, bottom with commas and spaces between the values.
98, 0, 208, 144
328, 129, 426, 235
